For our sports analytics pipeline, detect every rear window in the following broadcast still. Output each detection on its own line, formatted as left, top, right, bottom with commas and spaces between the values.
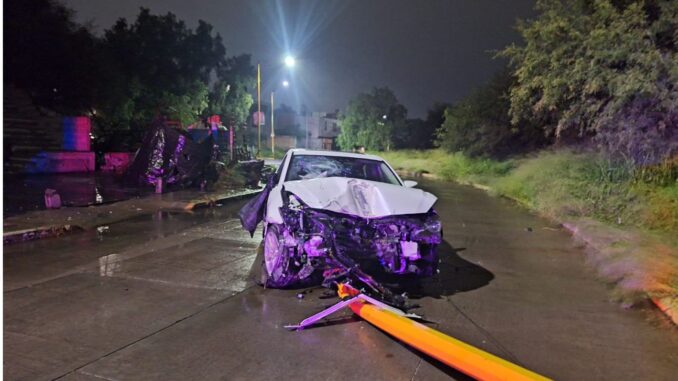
285, 155, 400, 185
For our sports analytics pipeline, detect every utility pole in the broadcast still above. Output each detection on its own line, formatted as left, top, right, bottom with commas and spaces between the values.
305, 116, 309, 148
270, 91, 275, 158
257, 64, 261, 156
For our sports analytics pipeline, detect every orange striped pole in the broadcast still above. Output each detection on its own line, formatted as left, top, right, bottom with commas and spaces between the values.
337, 284, 551, 381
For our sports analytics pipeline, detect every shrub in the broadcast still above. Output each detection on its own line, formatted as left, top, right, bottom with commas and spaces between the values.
436, 69, 546, 158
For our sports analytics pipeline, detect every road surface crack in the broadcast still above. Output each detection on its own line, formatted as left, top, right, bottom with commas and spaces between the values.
446, 296, 522, 365
410, 358, 423, 381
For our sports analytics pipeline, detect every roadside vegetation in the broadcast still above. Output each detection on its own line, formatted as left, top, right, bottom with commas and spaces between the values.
381, 149, 678, 301
338, 1, 677, 303
380, 150, 677, 239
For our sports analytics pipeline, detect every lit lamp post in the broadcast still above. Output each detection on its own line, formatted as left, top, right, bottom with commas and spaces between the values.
256, 55, 296, 158
270, 90, 275, 157
270, 79, 291, 158
257, 64, 262, 156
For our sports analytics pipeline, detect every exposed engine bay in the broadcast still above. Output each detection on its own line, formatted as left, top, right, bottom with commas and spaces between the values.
266, 190, 442, 304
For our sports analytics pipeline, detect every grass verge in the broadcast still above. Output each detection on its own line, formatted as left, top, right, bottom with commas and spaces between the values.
380, 149, 678, 303
256, 148, 287, 160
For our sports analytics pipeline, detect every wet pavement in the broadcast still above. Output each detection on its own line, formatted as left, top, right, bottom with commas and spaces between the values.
3, 173, 152, 217
4, 179, 678, 380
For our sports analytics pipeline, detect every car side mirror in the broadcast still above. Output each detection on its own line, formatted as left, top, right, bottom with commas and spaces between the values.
262, 171, 278, 188
403, 180, 417, 188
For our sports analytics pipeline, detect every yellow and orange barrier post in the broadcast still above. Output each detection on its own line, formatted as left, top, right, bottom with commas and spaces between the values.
336, 283, 551, 381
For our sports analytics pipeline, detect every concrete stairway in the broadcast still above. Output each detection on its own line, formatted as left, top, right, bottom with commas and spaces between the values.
3, 86, 63, 174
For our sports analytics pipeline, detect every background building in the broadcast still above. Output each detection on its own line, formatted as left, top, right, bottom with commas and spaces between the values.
254, 106, 341, 152
298, 111, 340, 150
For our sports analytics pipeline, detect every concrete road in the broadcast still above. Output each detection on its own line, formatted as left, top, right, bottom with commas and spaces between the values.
4, 179, 677, 380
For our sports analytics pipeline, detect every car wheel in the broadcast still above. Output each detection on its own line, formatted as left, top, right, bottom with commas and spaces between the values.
261, 224, 298, 288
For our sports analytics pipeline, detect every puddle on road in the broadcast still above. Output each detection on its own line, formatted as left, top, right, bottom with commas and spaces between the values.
3, 173, 153, 216
99, 253, 122, 277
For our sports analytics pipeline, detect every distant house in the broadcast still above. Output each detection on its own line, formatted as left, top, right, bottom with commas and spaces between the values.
298, 111, 340, 150
264, 106, 299, 151
253, 106, 342, 152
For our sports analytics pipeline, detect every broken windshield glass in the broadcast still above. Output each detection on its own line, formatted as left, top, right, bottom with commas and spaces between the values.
285, 155, 400, 185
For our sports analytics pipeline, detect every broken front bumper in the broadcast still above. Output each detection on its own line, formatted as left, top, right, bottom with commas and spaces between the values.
279, 200, 443, 280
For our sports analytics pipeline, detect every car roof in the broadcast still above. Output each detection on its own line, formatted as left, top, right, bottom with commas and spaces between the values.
285, 149, 385, 161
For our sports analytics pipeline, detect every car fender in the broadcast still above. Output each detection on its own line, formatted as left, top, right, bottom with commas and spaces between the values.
265, 184, 284, 224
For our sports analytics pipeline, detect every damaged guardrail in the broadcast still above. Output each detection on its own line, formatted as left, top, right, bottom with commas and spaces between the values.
287, 283, 552, 381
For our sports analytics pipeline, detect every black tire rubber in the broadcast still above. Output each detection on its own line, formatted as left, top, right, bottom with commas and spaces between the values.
261, 224, 299, 288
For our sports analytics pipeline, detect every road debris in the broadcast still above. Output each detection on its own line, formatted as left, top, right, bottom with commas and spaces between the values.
44, 189, 61, 209
287, 283, 552, 381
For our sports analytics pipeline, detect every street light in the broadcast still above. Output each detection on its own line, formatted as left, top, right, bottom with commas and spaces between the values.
284, 55, 296, 68
257, 64, 262, 156
256, 56, 295, 157
270, 80, 292, 158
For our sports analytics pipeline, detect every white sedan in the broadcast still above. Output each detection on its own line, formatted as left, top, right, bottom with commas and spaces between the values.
239, 149, 442, 293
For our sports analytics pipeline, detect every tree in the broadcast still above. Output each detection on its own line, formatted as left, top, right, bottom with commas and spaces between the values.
338, 87, 407, 151
402, 119, 427, 148
94, 8, 227, 148
5, 0, 99, 113
436, 69, 546, 158
208, 54, 256, 126
501, 0, 677, 164
386, 103, 450, 150
414, 103, 451, 149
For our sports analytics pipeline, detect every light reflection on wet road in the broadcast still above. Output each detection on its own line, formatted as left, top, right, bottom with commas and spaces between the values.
4, 179, 677, 381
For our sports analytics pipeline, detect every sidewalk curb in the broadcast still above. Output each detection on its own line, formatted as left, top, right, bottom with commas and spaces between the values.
3, 224, 83, 245
395, 169, 677, 326
185, 189, 262, 210
3, 189, 261, 245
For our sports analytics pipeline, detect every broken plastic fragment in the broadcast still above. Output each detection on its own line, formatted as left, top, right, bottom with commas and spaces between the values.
303, 236, 325, 257
400, 241, 420, 260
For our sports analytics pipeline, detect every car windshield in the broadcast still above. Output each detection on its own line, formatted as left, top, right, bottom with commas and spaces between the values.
285, 155, 401, 185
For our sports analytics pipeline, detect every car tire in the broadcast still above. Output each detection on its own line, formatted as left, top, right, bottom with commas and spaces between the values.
261, 224, 298, 288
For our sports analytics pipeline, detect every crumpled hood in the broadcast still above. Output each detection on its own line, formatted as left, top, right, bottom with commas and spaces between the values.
283, 177, 437, 218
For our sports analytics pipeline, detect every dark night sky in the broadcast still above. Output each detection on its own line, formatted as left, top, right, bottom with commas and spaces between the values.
64, 0, 536, 118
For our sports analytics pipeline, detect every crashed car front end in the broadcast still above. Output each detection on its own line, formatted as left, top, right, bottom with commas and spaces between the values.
275, 189, 442, 289
239, 151, 443, 305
